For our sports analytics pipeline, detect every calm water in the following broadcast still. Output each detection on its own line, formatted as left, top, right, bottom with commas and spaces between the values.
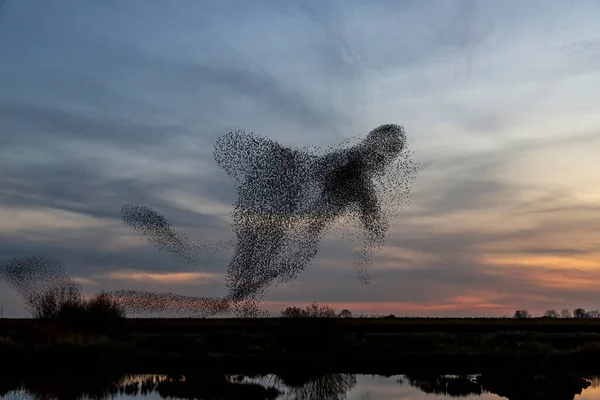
2, 373, 599, 399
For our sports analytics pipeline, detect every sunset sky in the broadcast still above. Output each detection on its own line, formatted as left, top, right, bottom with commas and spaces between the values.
1, 1, 600, 317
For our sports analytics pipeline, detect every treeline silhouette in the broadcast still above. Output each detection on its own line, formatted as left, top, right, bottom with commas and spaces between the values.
280, 303, 352, 318
21, 288, 600, 323
514, 308, 600, 319
17, 285, 600, 325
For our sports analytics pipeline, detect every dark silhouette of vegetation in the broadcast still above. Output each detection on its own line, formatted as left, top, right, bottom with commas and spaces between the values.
5, 316, 600, 377
86, 291, 127, 320
588, 310, 600, 318
28, 288, 125, 330
513, 309, 531, 319
29, 285, 83, 320
280, 303, 339, 318
516, 308, 600, 319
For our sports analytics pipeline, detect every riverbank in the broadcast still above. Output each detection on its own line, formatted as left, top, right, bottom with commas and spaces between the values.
2, 317, 600, 374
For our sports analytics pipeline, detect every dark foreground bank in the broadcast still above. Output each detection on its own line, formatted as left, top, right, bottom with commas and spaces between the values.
2, 317, 600, 374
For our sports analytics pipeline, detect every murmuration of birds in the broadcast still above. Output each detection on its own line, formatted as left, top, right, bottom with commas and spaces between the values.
0, 256, 83, 317
106, 289, 230, 316
118, 123, 417, 316
106, 289, 271, 318
213, 123, 418, 303
120, 204, 228, 265
0, 124, 418, 318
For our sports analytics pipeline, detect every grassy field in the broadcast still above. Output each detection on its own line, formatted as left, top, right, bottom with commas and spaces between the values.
5, 315, 600, 330
2, 317, 600, 374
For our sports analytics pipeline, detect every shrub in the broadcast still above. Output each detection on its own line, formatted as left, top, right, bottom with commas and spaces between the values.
588, 310, 600, 318
86, 291, 126, 320
29, 288, 125, 325
281, 306, 306, 318
305, 303, 337, 318
280, 303, 337, 318
561, 309, 572, 318
513, 310, 531, 319
543, 310, 560, 318
28, 284, 83, 320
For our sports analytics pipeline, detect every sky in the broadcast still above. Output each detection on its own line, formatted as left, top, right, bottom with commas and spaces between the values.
1, 0, 600, 318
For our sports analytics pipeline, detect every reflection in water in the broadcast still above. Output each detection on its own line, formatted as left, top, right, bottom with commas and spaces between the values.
0, 373, 155, 399
0, 374, 279, 400
153, 374, 280, 400
274, 373, 357, 400
1, 371, 599, 399
402, 372, 593, 400
402, 374, 483, 397
476, 372, 591, 400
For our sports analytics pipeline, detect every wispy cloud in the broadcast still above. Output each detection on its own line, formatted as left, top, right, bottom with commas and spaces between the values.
1, 0, 600, 316
101, 270, 222, 285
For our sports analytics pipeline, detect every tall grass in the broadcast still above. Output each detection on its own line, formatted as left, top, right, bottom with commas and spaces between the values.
30, 289, 126, 323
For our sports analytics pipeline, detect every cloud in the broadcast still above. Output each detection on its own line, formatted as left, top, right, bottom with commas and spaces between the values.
1, 0, 600, 316
99, 270, 222, 285
0, 159, 231, 230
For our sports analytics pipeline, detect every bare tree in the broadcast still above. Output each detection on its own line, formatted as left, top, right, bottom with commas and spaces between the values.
29, 284, 83, 319
305, 303, 337, 318
513, 309, 531, 319
544, 309, 560, 318
281, 306, 306, 318
561, 309, 572, 319
281, 303, 337, 318
87, 291, 126, 320
587, 310, 600, 318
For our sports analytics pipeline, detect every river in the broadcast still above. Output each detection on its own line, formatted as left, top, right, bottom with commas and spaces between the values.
2, 372, 599, 399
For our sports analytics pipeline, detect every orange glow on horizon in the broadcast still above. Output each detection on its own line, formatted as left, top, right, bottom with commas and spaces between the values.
259, 300, 514, 316
103, 270, 222, 284
483, 254, 600, 271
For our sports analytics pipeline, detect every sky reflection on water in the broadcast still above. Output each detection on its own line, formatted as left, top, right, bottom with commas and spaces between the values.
4, 373, 600, 400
